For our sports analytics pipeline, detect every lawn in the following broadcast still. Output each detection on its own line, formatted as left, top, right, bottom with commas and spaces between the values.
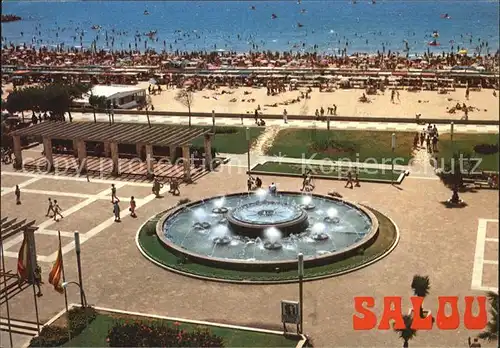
436, 133, 499, 172
138, 208, 397, 282
191, 126, 264, 154
64, 312, 299, 347
266, 129, 415, 164
252, 162, 403, 182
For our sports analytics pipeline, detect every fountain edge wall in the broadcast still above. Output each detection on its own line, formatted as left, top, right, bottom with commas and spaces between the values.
155, 192, 379, 272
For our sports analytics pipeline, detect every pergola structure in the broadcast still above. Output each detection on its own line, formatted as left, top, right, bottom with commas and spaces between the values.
10, 122, 213, 181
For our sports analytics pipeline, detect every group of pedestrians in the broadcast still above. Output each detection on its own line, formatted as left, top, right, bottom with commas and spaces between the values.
110, 184, 137, 222
46, 197, 64, 221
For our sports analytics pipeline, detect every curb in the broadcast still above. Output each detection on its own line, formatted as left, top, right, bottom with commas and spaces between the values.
247, 169, 405, 185
30, 303, 307, 348
135, 207, 400, 284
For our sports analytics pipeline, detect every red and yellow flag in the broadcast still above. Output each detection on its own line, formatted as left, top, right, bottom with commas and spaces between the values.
17, 234, 29, 281
48, 245, 64, 294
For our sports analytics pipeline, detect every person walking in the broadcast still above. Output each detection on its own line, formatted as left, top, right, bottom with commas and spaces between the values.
110, 184, 117, 202
53, 200, 63, 221
46, 198, 54, 217
345, 171, 354, 189
283, 109, 288, 124
129, 196, 137, 218
113, 198, 121, 222
15, 185, 21, 205
332, 104, 337, 116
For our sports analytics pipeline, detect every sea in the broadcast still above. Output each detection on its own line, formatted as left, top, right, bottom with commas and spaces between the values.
1, 0, 499, 55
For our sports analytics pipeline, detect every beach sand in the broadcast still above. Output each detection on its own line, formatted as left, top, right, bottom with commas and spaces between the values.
142, 82, 500, 121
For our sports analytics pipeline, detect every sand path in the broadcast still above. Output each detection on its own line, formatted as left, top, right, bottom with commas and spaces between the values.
251, 126, 281, 156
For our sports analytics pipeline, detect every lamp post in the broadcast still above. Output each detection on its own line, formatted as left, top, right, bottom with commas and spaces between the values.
62, 281, 88, 307
298, 253, 304, 334
450, 121, 454, 156
246, 127, 251, 173
391, 133, 396, 185
74, 232, 85, 307
212, 110, 215, 133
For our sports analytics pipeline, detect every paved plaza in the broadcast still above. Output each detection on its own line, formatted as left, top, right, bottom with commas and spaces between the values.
0, 151, 498, 347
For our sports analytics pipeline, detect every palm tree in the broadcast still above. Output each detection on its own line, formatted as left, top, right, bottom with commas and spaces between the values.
411, 275, 431, 318
478, 291, 498, 342
394, 314, 417, 348
437, 154, 465, 204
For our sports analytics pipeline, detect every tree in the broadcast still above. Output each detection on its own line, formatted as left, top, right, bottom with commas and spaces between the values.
4, 83, 91, 122
175, 89, 194, 127
411, 275, 430, 318
66, 83, 91, 122
394, 314, 417, 348
88, 94, 107, 123
478, 291, 498, 342
437, 153, 465, 204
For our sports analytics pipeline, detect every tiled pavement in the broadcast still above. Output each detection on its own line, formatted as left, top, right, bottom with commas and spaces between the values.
72, 112, 500, 133
1, 159, 498, 348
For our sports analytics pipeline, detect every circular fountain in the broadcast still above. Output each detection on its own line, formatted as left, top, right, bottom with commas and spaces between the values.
157, 191, 379, 272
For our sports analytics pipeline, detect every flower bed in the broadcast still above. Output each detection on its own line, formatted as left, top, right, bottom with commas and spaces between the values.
107, 321, 224, 347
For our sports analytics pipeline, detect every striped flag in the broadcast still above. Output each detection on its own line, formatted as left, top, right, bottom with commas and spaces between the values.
17, 234, 29, 281
48, 245, 64, 294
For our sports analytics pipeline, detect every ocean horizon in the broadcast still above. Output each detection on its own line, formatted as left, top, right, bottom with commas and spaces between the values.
1, 0, 499, 55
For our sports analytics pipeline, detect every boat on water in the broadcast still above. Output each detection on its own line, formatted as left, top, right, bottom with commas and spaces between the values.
271, 13, 277, 19
428, 40, 440, 46
144, 10, 149, 15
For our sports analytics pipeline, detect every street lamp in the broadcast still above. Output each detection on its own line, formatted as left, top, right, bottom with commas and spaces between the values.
62, 281, 88, 307
450, 122, 454, 156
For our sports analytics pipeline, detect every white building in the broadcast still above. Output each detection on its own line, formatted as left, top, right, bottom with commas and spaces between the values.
75, 85, 146, 109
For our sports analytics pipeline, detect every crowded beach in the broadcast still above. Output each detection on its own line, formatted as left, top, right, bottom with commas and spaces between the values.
2, 45, 499, 121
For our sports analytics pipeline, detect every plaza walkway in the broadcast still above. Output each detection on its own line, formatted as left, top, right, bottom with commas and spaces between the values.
71, 112, 499, 134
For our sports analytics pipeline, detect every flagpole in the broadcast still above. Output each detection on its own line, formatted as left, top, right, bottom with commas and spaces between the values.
0, 229, 14, 348
58, 231, 71, 340
27, 230, 41, 334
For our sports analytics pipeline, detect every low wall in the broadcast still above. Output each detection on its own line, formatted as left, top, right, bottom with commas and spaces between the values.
71, 107, 500, 125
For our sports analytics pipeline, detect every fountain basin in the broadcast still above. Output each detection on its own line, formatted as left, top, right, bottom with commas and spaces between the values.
157, 192, 379, 272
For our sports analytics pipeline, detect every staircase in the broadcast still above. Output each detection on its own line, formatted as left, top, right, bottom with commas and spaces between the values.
0, 317, 41, 336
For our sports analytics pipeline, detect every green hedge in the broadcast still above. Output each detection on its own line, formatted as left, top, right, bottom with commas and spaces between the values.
107, 321, 224, 347
29, 307, 97, 347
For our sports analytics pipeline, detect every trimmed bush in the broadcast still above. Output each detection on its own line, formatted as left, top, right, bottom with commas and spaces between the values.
107, 321, 224, 347
213, 126, 238, 135
29, 326, 68, 347
68, 306, 97, 336
474, 143, 498, 155
28, 307, 97, 347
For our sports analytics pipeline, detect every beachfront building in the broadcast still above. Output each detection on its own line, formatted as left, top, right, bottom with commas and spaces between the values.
75, 85, 146, 109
